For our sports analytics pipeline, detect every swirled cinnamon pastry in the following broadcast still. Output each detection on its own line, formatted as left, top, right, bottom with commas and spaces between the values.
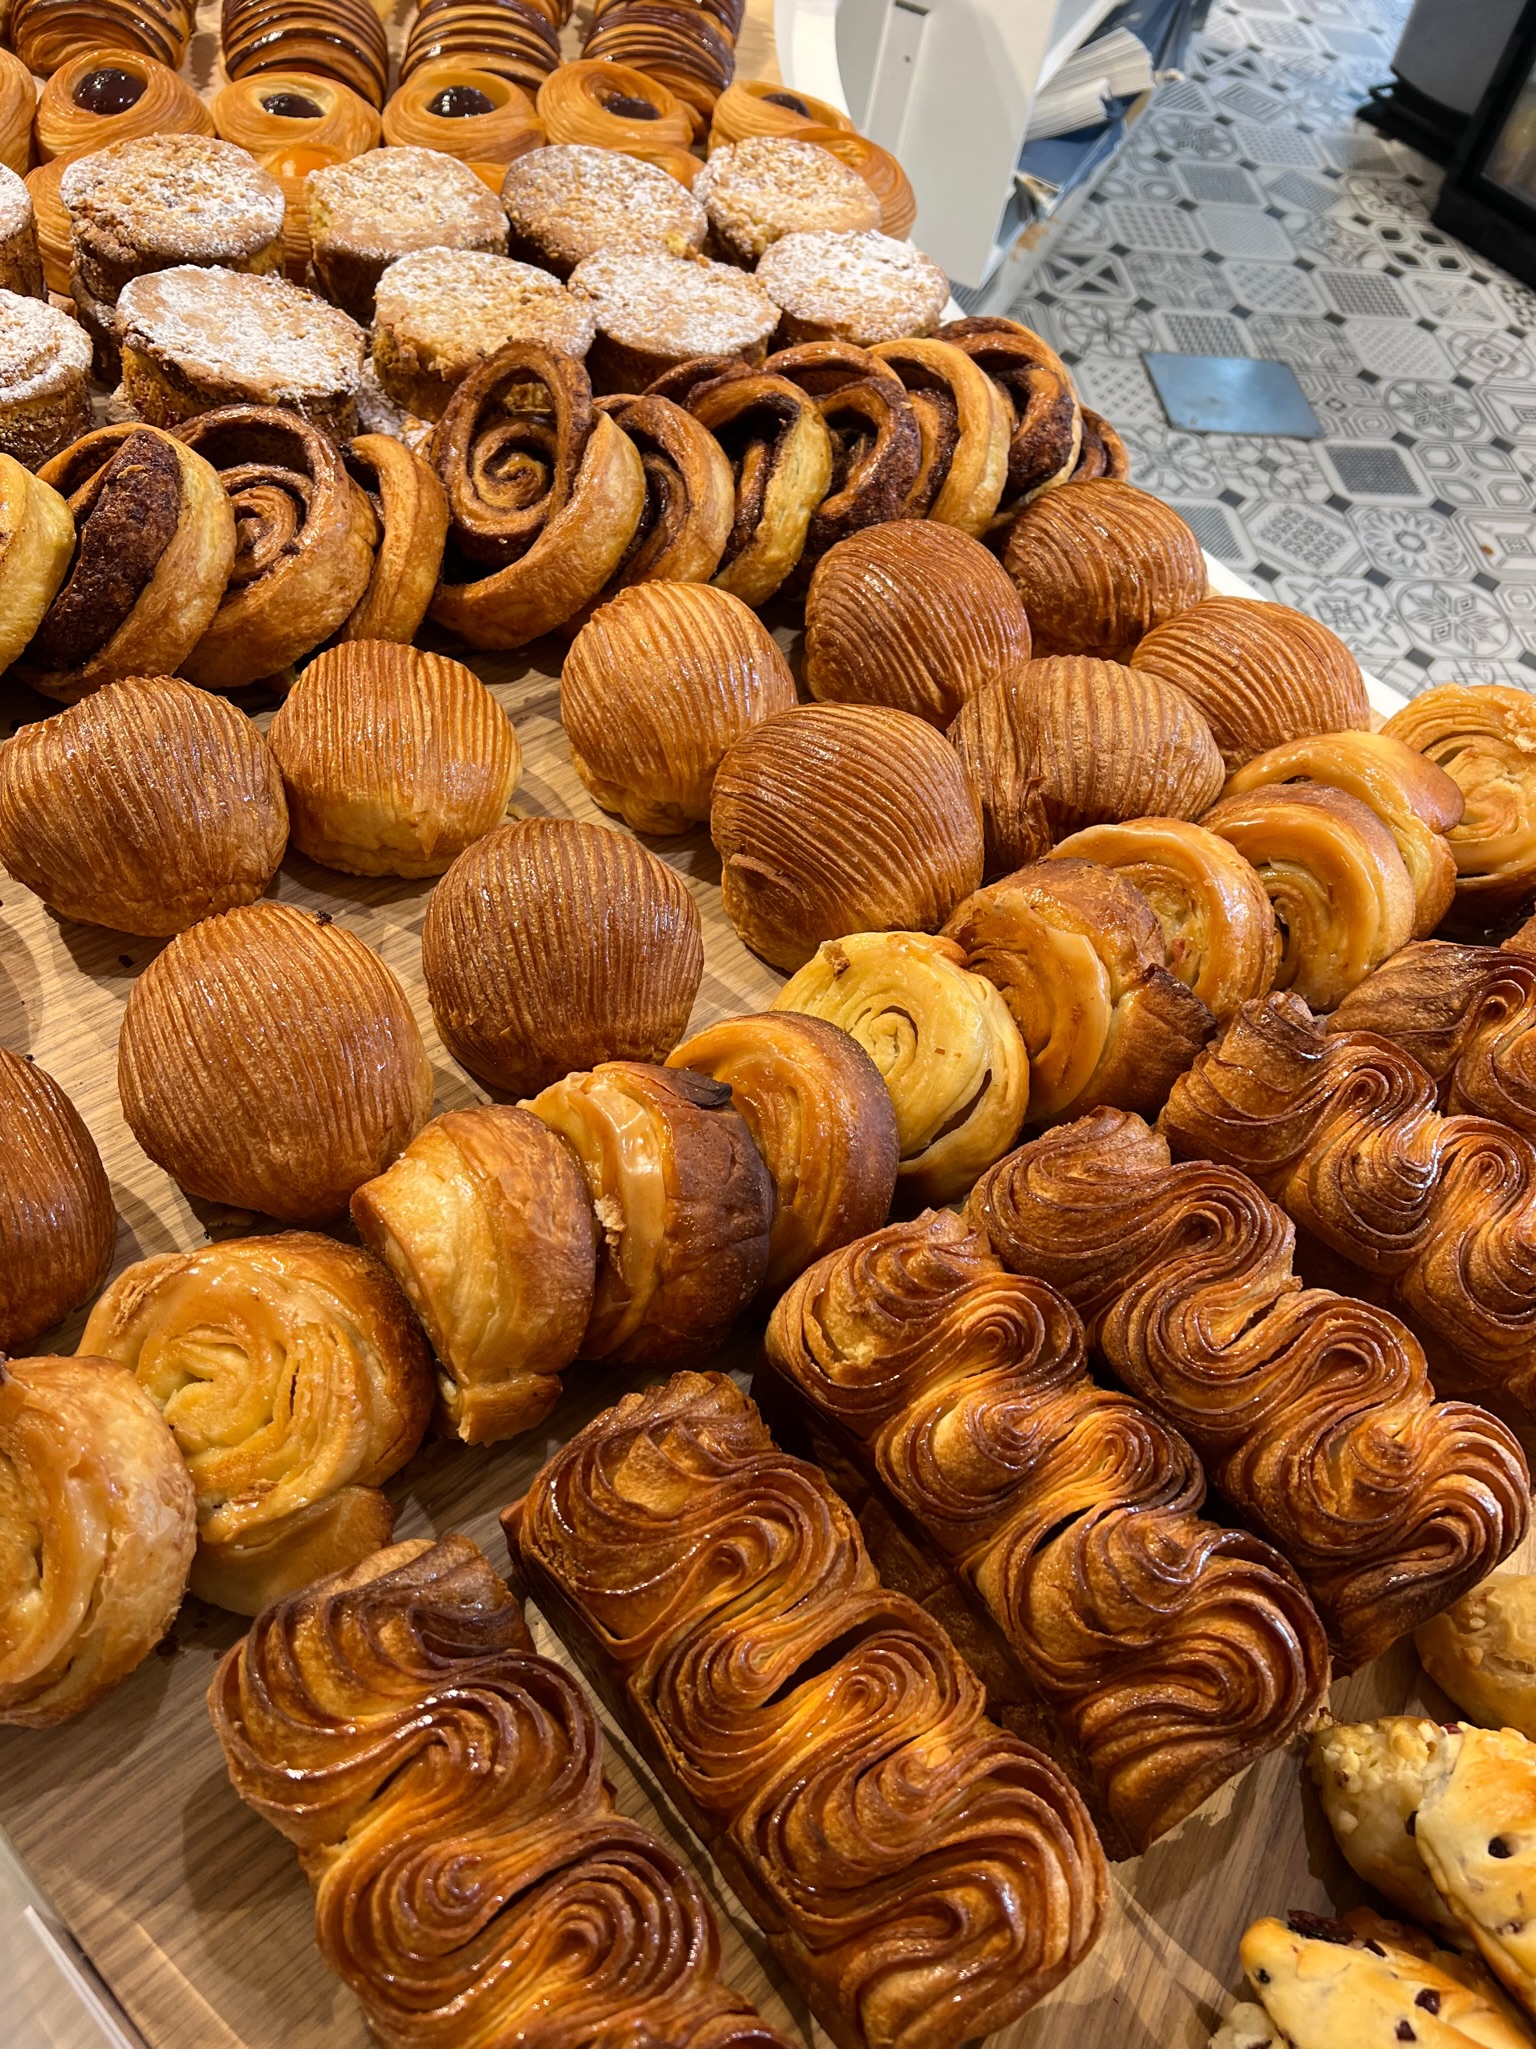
1383, 684, 1536, 927
869, 334, 1012, 534
758, 340, 921, 564
501, 142, 708, 276
583, 390, 736, 607
338, 430, 449, 644
937, 314, 1083, 510
0, 1048, 115, 1355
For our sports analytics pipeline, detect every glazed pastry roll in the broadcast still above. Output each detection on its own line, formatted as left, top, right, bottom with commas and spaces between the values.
0, 1049, 115, 1356
0, 1355, 195, 1727
381, 63, 545, 164
1005, 479, 1208, 659
12, 0, 194, 78
1418, 1578, 1536, 1741
339, 432, 450, 645
405, 0, 564, 100
0, 293, 93, 470
524, 1063, 773, 1369
935, 315, 1083, 511
1070, 406, 1130, 483
869, 334, 1012, 534
210, 67, 380, 159
582, 0, 735, 136
0, 449, 74, 676
1416, 1724, 1536, 2016
1309, 1717, 1468, 1940
83, 1232, 433, 1615
372, 249, 595, 421
352, 1106, 599, 1444
500, 142, 707, 277
1383, 685, 1536, 926
585, 391, 736, 604
774, 930, 1029, 1205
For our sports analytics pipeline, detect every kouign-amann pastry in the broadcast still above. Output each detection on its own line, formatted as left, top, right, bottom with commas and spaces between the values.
1418, 1577, 1536, 1739
20, 424, 235, 704
421, 816, 703, 1095
869, 334, 1013, 534
1383, 684, 1536, 926
338, 431, 450, 644
806, 521, 1031, 726
11, 0, 193, 76
583, 390, 735, 606
221, 0, 390, 109
562, 581, 794, 833
946, 860, 1215, 1126
667, 1012, 899, 1292
372, 248, 595, 421
404, 0, 564, 100
501, 142, 707, 277
1051, 818, 1281, 1023
0, 674, 287, 935
0, 170, 45, 301
1415, 1724, 1536, 2014
0, 1354, 194, 1727
382, 62, 545, 164
536, 60, 696, 180
709, 77, 854, 149
0, 1048, 115, 1355
1005, 478, 1208, 658
1310, 1717, 1468, 1939
711, 701, 985, 972
569, 245, 779, 392
950, 655, 1225, 877
210, 67, 380, 160
693, 135, 880, 263
0, 450, 74, 673
306, 146, 508, 322
1132, 594, 1371, 771
757, 340, 921, 566
116, 266, 366, 438
775, 929, 1029, 1204
525, 1063, 773, 1368
756, 229, 949, 347
0, 292, 92, 468
37, 49, 214, 165
210, 1536, 793, 2049
118, 901, 433, 1222
352, 1106, 599, 1444
268, 640, 520, 878
83, 1233, 433, 1613
936, 315, 1084, 511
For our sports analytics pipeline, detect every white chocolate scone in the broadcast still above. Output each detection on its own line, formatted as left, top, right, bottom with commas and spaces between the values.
1309, 1718, 1468, 1942
1419, 1579, 1536, 1741
1417, 1724, 1536, 2019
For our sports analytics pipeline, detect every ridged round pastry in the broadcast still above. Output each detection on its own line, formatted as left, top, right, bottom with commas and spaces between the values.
708, 78, 854, 149
35, 48, 215, 164
1203, 782, 1417, 1011
118, 901, 434, 1221
383, 62, 546, 164
0, 450, 74, 676
82, 1232, 434, 1614
352, 1105, 598, 1444
775, 930, 1028, 1204
267, 641, 519, 878
935, 315, 1082, 510
1382, 684, 1536, 926
221, 0, 391, 109
1415, 1578, 1536, 1738
525, 1063, 773, 1367
1005, 479, 1207, 659
0, 675, 287, 936
537, 60, 695, 172
1225, 731, 1464, 939
562, 582, 795, 835
339, 432, 451, 645
1131, 595, 1371, 771
211, 68, 381, 160
869, 335, 1012, 536
11, 0, 193, 76
944, 860, 1214, 1125
583, 391, 735, 610
421, 816, 704, 1095
949, 656, 1226, 878
805, 521, 1030, 726
0, 1354, 194, 1727
0, 1048, 115, 1355
1051, 818, 1280, 1023
711, 701, 985, 972
403, 0, 564, 100
668, 1012, 899, 1291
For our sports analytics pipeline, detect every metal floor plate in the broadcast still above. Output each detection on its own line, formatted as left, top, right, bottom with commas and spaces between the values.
1142, 351, 1325, 436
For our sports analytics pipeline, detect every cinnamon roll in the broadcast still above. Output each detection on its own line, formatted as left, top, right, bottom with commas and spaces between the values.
403, 0, 563, 101
0, 293, 92, 469
1382, 684, 1536, 927
537, 60, 695, 177
221, 0, 391, 111
83, 1233, 433, 1614
339, 431, 450, 644
0, 1048, 114, 1355
869, 335, 1012, 535
19, 424, 235, 705
1071, 407, 1129, 483
372, 249, 595, 421
694, 136, 880, 263
582, 0, 736, 137
428, 340, 646, 649
775, 929, 1029, 1203
759, 339, 920, 563
211, 68, 380, 161
36, 48, 214, 165
567, 246, 779, 392
0, 1355, 194, 1726
708, 77, 854, 149
0, 448, 73, 673
758, 229, 950, 348
11, 0, 193, 76
382, 62, 546, 165
501, 142, 707, 277
936, 314, 1083, 512
1006, 479, 1208, 659
306, 146, 509, 322
581, 390, 735, 607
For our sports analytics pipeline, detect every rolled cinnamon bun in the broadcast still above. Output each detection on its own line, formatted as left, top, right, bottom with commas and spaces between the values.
339, 432, 450, 645
870, 334, 1012, 535
937, 314, 1083, 512
0, 450, 75, 676
761, 340, 920, 565
36, 47, 214, 163
1382, 684, 1536, 928
1071, 407, 1130, 483
582, 391, 735, 606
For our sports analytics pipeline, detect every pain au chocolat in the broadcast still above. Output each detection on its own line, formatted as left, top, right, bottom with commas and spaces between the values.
1005, 479, 1207, 659
0, 1048, 115, 1356
1383, 683, 1536, 927
118, 901, 433, 1223
422, 816, 703, 1096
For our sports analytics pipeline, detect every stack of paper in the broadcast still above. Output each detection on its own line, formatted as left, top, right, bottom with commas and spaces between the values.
1025, 27, 1155, 140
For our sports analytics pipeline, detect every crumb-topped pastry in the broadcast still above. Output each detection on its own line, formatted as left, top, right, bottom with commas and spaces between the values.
501, 143, 708, 276
757, 229, 948, 347
694, 136, 880, 264
0, 170, 45, 304
0, 290, 93, 466
372, 248, 595, 420
306, 145, 509, 320
568, 244, 778, 391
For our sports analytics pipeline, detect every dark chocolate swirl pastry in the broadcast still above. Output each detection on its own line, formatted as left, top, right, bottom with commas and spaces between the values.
11, 0, 193, 75
761, 341, 921, 568
583, 0, 736, 134
936, 315, 1084, 513
1070, 407, 1129, 484
585, 391, 736, 606
401, 0, 563, 97
221, 0, 390, 109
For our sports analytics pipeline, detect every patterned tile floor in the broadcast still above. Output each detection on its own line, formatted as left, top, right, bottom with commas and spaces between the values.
1005, 0, 1536, 699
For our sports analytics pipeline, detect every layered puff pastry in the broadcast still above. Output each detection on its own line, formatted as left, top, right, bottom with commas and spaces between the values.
774, 930, 1028, 1206
0, 1049, 115, 1356
1160, 992, 1536, 1414
0, 1354, 195, 1726
421, 817, 703, 1096
505, 1372, 1108, 2049
967, 1109, 1529, 1668
582, 392, 735, 609
1418, 1579, 1536, 1741
268, 641, 519, 879
864, 334, 1011, 534
948, 655, 1225, 877
561, 581, 794, 835
118, 901, 434, 1224
210, 1535, 793, 2049
1003, 479, 1208, 660
1383, 685, 1536, 927
0, 675, 288, 935
0, 454, 74, 678
764, 1210, 1330, 1857
945, 860, 1216, 1126
710, 701, 984, 972
524, 1063, 772, 1369
934, 314, 1084, 512
754, 341, 922, 566
83, 1233, 433, 1615
667, 1012, 899, 1293
352, 1106, 598, 1445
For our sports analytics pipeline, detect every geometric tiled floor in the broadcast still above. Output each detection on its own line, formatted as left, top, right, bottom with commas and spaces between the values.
1006, 0, 1536, 699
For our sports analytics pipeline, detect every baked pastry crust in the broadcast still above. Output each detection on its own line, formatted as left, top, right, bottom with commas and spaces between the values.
0, 1047, 115, 1354
562, 580, 794, 833
83, 1232, 433, 1614
711, 700, 985, 972
37, 48, 215, 163
797, 125, 917, 238
1005, 478, 1208, 659
501, 141, 708, 276
536, 59, 696, 179
1310, 1718, 1466, 1938
307, 145, 509, 321
0, 1353, 194, 1727
221, 0, 390, 109
372, 247, 595, 420
1417, 1577, 1536, 1739
257, 137, 344, 283
0, 292, 90, 471
569, 245, 780, 391
708, 77, 854, 149
421, 815, 704, 1095
26, 159, 73, 295
1382, 684, 1536, 927
211, 67, 380, 160
582, 389, 736, 609
694, 136, 880, 263
382, 61, 545, 164
403, 0, 564, 100
118, 899, 434, 1222
0, 48, 35, 178
583, 0, 737, 138
0, 673, 287, 935
758, 229, 949, 347
869, 335, 1013, 534
11, 0, 193, 76
338, 431, 450, 644
1415, 1724, 1536, 2016
936, 315, 1083, 513
756, 340, 920, 566
1071, 406, 1130, 483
